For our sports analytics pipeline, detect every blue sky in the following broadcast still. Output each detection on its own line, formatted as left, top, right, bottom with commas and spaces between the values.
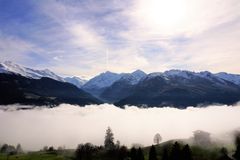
0, 0, 240, 77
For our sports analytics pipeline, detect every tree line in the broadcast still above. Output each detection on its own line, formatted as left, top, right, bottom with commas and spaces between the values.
1, 127, 240, 160
0, 144, 23, 155
75, 127, 240, 160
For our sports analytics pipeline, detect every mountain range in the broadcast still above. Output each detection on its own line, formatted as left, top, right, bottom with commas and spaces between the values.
1, 61, 240, 108
0, 61, 97, 106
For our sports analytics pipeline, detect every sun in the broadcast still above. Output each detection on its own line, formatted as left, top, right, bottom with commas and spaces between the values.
135, 0, 187, 34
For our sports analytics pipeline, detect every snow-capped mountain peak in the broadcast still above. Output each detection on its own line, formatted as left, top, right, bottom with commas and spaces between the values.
0, 61, 64, 81
64, 76, 88, 88
119, 70, 147, 85
163, 69, 194, 79
215, 72, 240, 85
82, 71, 124, 89
131, 69, 146, 77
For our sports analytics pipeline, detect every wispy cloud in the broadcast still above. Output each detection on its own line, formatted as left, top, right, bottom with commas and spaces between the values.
0, 0, 239, 76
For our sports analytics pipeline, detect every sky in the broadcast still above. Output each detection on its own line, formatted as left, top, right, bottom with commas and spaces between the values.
0, 103, 240, 150
0, 0, 240, 77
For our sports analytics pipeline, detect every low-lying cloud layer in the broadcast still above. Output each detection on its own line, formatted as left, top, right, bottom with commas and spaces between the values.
0, 104, 240, 150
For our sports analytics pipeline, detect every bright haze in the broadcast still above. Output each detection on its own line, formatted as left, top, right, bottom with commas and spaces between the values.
0, 104, 240, 150
0, 0, 240, 77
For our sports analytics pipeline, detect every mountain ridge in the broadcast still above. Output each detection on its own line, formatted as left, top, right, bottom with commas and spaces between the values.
115, 71, 240, 107
0, 61, 87, 88
1, 61, 240, 108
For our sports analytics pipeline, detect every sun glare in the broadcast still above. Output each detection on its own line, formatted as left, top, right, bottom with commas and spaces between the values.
136, 0, 187, 33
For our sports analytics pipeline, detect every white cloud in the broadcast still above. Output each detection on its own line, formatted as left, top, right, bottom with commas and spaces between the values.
1, 0, 240, 76
128, 0, 240, 36
0, 104, 240, 150
0, 35, 42, 63
67, 23, 105, 49
115, 0, 240, 73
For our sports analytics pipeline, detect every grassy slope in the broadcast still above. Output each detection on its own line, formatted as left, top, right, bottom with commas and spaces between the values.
0, 150, 74, 160
141, 140, 234, 160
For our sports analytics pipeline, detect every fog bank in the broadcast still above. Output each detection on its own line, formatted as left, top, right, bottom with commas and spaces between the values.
0, 104, 240, 150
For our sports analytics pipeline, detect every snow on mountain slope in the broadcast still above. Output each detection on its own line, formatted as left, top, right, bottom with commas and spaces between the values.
64, 76, 88, 88
143, 70, 231, 86
0, 61, 64, 81
119, 70, 146, 85
82, 71, 124, 89
163, 69, 195, 79
196, 71, 227, 84
215, 72, 240, 85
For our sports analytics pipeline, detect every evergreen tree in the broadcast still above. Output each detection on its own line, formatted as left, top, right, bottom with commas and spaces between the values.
104, 127, 115, 150
137, 147, 144, 160
0, 144, 16, 154
16, 144, 23, 154
116, 140, 121, 149
130, 147, 137, 160
149, 145, 157, 160
0, 144, 8, 153
118, 146, 128, 160
170, 142, 181, 160
182, 145, 192, 160
162, 148, 169, 160
233, 134, 240, 160
218, 147, 233, 160
48, 146, 55, 152
75, 143, 95, 160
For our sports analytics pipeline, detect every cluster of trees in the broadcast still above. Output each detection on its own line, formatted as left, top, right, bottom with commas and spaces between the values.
1, 127, 240, 160
42, 146, 57, 152
0, 143, 23, 155
233, 133, 240, 160
75, 127, 240, 160
152, 142, 193, 160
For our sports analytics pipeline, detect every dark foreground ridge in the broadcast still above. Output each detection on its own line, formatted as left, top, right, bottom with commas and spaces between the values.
0, 73, 101, 106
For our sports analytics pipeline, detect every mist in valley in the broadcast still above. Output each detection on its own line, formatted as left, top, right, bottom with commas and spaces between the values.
0, 103, 240, 150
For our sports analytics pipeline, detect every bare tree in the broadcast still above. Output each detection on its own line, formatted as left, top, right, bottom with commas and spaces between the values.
153, 133, 162, 145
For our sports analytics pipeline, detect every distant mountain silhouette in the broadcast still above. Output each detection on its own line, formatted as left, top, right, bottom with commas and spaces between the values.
82, 71, 125, 98
99, 70, 146, 102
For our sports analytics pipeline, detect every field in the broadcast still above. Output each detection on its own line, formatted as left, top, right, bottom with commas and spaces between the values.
0, 150, 74, 160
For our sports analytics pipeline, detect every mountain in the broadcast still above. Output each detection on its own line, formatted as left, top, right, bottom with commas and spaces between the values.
1, 61, 240, 108
99, 70, 146, 102
115, 70, 240, 108
0, 61, 64, 81
215, 72, 240, 86
120, 70, 146, 85
64, 76, 88, 88
82, 71, 124, 97
0, 73, 101, 106
0, 61, 89, 89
